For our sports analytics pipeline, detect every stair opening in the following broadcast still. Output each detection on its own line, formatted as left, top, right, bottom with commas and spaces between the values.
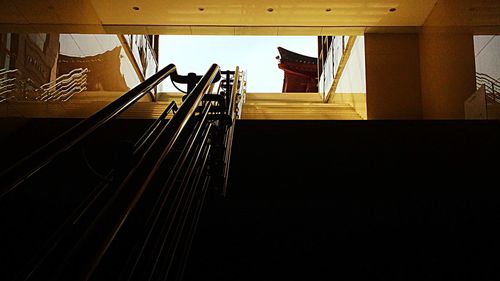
157, 35, 367, 120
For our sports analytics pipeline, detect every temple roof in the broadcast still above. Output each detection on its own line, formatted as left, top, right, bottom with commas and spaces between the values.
277, 47, 317, 65
276, 47, 318, 93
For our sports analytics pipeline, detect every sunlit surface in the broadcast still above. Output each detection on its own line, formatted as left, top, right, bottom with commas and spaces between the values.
0, 33, 157, 118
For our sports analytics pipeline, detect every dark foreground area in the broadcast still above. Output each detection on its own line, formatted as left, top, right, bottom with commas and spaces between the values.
1, 118, 500, 280
185, 120, 500, 281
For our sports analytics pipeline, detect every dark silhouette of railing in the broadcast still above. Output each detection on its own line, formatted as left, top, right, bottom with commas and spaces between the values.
0, 63, 177, 197
0, 63, 244, 281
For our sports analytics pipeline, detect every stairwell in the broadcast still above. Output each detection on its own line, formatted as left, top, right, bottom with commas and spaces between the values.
2, 119, 500, 280
242, 93, 364, 120
184, 120, 500, 281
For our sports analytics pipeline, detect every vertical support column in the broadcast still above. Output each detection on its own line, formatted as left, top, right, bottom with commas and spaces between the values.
365, 33, 422, 119
419, 1, 476, 119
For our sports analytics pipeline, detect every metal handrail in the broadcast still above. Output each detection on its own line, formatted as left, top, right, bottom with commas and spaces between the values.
477, 72, 500, 84
476, 73, 499, 92
0, 69, 19, 76
0, 96, 15, 103
39, 68, 88, 91
9, 99, 181, 281
133, 100, 178, 155
52, 64, 221, 281
1, 63, 237, 281
476, 72, 500, 104
139, 104, 214, 281
0, 83, 15, 92
0, 73, 17, 102
236, 70, 247, 119
116, 66, 248, 277
221, 67, 241, 195
39, 75, 88, 101
37, 69, 88, 101
477, 77, 498, 87
0, 77, 17, 85
0, 63, 178, 199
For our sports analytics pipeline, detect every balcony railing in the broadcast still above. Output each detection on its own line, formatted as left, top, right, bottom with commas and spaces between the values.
476, 72, 500, 104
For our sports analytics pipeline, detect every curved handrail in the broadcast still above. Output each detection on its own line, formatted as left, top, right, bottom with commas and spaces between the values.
0, 95, 15, 103
477, 77, 498, 87
0, 89, 15, 97
37, 69, 88, 101
476, 72, 500, 104
0, 74, 16, 103
477, 72, 500, 84
0, 63, 178, 199
39, 68, 89, 91
0, 83, 16, 92
0, 68, 19, 76
57, 86, 88, 102
40, 73, 87, 96
0, 77, 17, 85
45, 77, 87, 101
38, 75, 87, 101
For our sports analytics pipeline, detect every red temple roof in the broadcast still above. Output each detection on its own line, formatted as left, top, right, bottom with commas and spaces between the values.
277, 47, 318, 93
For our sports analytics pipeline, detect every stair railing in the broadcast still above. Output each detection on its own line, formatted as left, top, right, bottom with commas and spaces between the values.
0, 62, 245, 281
0, 69, 19, 103
221, 67, 243, 195
0, 62, 237, 281
476, 72, 500, 104
0, 63, 177, 198
44, 63, 222, 281
36, 68, 89, 102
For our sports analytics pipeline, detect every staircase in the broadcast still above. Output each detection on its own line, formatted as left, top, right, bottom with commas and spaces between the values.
242, 93, 363, 120
3, 75, 500, 280
184, 120, 500, 281
0, 63, 245, 281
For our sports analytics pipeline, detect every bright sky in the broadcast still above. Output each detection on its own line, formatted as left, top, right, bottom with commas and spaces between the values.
158, 36, 317, 93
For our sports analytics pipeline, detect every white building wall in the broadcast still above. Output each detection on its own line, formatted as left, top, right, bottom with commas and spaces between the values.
474, 35, 500, 80
59, 34, 141, 90
336, 36, 366, 94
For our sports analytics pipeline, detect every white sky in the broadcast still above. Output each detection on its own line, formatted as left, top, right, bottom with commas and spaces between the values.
158, 36, 317, 93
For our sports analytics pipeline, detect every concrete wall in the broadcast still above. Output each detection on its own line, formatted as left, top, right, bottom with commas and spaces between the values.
419, 30, 476, 119
363, 0, 495, 120
332, 93, 367, 120
419, 0, 477, 119
365, 33, 422, 119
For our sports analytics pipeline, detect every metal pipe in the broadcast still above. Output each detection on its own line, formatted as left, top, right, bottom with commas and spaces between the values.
51, 64, 220, 281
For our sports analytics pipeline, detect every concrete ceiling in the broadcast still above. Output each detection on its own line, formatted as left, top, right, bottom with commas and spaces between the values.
0, 0, 499, 35
90, 0, 437, 26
